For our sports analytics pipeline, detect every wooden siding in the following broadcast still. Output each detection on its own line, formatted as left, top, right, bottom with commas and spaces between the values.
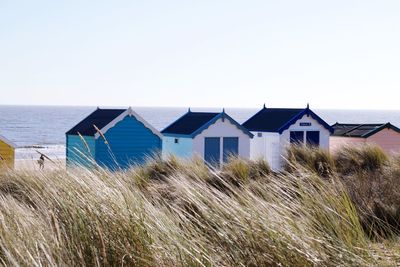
330, 129, 400, 155
279, 114, 330, 169
193, 118, 251, 164
0, 139, 14, 170
329, 136, 366, 154
66, 135, 95, 167
95, 116, 162, 169
162, 136, 193, 160
367, 128, 400, 154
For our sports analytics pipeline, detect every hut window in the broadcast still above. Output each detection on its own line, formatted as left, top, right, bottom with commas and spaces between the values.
174, 138, 179, 144
257, 132, 263, 137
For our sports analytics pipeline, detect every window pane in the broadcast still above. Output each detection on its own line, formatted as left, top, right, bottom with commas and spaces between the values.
204, 137, 220, 167
290, 131, 304, 144
223, 137, 239, 163
306, 131, 320, 147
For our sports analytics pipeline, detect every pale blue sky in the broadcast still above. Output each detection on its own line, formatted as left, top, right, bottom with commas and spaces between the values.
1, 1, 400, 109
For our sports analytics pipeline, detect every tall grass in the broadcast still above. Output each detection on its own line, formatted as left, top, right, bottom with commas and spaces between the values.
285, 144, 400, 239
0, 151, 399, 266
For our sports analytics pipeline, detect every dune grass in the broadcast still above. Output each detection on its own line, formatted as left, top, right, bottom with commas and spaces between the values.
0, 148, 399, 266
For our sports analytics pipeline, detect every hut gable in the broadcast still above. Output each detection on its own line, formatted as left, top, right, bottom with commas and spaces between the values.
95, 114, 162, 168
192, 116, 252, 162
95, 107, 162, 139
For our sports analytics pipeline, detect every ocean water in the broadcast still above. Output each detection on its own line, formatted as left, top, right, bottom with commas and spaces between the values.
0, 105, 399, 159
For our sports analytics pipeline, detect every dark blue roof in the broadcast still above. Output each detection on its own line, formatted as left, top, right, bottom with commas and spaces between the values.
66, 108, 125, 136
242, 107, 333, 133
161, 111, 254, 138
161, 112, 220, 135
243, 108, 304, 132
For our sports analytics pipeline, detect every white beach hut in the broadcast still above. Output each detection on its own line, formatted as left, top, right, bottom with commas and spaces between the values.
242, 105, 333, 170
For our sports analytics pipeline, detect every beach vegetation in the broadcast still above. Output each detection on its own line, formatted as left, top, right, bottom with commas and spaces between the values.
0, 146, 399, 266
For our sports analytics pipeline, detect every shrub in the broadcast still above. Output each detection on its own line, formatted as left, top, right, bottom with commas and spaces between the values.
285, 145, 335, 177
335, 145, 388, 175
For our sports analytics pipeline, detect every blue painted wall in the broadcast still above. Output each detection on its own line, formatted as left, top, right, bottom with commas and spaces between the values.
95, 116, 161, 169
162, 136, 193, 159
66, 135, 95, 167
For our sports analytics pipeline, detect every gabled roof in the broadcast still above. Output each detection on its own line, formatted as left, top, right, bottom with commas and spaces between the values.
66, 108, 125, 136
162, 112, 219, 135
161, 110, 253, 138
0, 134, 16, 148
66, 107, 162, 138
95, 108, 162, 139
332, 123, 400, 138
242, 105, 333, 134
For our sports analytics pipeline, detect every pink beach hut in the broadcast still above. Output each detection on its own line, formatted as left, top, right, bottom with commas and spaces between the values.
330, 123, 400, 155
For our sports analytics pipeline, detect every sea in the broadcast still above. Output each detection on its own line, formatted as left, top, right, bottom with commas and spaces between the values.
0, 105, 399, 160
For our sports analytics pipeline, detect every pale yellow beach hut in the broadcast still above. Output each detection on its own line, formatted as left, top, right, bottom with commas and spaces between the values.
0, 134, 15, 170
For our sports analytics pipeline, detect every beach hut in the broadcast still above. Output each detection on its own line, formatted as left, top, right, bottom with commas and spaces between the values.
330, 123, 400, 154
0, 134, 15, 170
66, 107, 162, 169
242, 105, 333, 170
161, 109, 253, 166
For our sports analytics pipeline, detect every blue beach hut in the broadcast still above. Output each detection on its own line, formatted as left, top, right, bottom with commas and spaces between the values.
161, 109, 253, 166
66, 107, 162, 169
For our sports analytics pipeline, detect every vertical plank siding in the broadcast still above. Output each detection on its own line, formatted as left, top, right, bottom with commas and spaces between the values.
162, 136, 193, 159
95, 116, 162, 169
66, 135, 96, 167
367, 128, 400, 154
330, 129, 400, 155
329, 136, 366, 154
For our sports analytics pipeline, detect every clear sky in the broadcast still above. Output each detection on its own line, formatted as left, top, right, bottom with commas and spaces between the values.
1, 1, 400, 109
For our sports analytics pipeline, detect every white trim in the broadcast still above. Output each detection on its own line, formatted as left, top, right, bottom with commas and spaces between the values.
94, 107, 163, 139
0, 134, 17, 148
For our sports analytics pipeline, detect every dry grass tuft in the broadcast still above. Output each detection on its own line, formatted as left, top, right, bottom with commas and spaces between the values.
335, 145, 388, 175
0, 152, 398, 266
285, 145, 335, 177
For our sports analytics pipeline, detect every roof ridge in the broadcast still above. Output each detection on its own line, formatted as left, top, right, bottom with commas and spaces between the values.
362, 123, 390, 137
336, 123, 386, 126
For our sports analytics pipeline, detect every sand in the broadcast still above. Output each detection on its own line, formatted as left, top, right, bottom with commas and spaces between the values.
15, 158, 66, 171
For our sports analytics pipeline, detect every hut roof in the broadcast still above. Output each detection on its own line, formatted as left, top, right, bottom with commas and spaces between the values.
242, 105, 333, 133
331, 123, 400, 138
66, 108, 125, 136
161, 111, 253, 138
66, 108, 162, 138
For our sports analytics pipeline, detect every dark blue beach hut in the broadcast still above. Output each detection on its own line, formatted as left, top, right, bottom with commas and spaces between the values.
66, 107, 162, 169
